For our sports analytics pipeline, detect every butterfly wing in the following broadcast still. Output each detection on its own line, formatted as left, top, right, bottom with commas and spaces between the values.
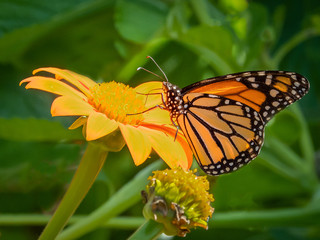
177, 93, 265, 175
182, 71, 310, 123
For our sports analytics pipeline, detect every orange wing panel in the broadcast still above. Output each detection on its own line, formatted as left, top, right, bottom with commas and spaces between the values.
239, 89, 266, 106
276, 76, 291, 85
274, 82, 288, 92
187, 80, 266, 112
223, 95, 260, 112
215, 132, 239, 160
188, 80, 248, 95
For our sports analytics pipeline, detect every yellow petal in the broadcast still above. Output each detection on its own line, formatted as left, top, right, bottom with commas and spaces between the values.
119, 124, 152, 166
33, 68, 96, 97
143, 108, 172, 125
69, 116, 88, 130
134, 81, 162, 93
21, 76, 87, 100
134, 81, 163, 108
86, 111, 118, 141
141, 125, 193, 170
51, 96, 94, 116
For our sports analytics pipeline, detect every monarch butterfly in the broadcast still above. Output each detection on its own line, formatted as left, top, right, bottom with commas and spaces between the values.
140, 57, 310, 176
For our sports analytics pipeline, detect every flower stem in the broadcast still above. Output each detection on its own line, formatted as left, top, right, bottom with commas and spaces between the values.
38, 143, 108, 240
117, 38, 169, 81
2, 204, 320, 230
257, 151, 302, 183
181, 42, 234, 75
190, 0, 215, 26
128, 220, 164, 240
0, 215, 144, 229
291, 104, 315, 168
57, 160, 165, 240
268, 137, 304, 169
211, 204, 320, 228
272, 28, 320, 67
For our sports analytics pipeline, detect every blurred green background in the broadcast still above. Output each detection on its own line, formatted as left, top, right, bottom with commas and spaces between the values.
1, 0, 320, 239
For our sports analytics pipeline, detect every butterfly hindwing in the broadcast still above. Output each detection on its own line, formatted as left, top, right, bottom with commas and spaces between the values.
176, 93, 265, 175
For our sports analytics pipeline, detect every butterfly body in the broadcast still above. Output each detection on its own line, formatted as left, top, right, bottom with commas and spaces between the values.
162, 70, 309, 175
162, 81, 185, 119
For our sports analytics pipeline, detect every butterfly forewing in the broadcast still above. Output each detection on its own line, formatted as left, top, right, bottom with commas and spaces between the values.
182, 71, 310, 123
177, 93, 265, 175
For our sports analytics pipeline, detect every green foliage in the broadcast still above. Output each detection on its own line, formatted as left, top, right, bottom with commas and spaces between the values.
0, 118, 83, 142
0, 0, 320, 239
115, 0, 168, 43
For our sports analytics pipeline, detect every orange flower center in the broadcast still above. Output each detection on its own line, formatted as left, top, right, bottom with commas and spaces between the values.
88, 81, 145, 125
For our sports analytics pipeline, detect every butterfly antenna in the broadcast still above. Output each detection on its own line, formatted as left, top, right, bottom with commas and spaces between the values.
147, 56, 169, 82
137, 67, 164, 81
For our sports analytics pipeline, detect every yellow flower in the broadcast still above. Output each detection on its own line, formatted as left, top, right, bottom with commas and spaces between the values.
20, 68, 193, 170
142, 168, 214, 237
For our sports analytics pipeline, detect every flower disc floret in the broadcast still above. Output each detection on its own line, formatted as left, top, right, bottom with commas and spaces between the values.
88, 81, 145, 125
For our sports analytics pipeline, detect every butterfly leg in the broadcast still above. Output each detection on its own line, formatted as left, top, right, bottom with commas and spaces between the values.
169, 118, 179, 141
136, 89, 163, 105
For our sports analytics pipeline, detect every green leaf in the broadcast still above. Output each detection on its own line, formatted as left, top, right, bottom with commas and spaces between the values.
115, 0, 168, 43
272, 5, 287, 45
0, 141, 81, 192
178, 25, 237, 74
0, 118, 83, 142
0, 0, 90, 36
181, 25, 234, 61
218, 0, 248, 14
212, 159, 309, 211
0, 0, 95, 63
242, 3, 269, 68
190, 0, 228, 26
311, 14, 320, 33
0, 0, 120, 79
267, 110, 302, 145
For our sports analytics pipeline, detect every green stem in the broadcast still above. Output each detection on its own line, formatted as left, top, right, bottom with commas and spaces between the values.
0, 215, 144, 229
266, 137, 307, 173
291, 104, 315, 168
128, 220, 164, 240
190, 0, 214, 26
211, 205, 320, 228
38, 143, 108, 240
180, 41, 234, 75
57, 160, 165, 240
272, 28, 320, 67
3, 205, 320, 230
257, 151, 301, 182
266, 136, 317, 190
258, 144, 316, 191
116, 38, 169, 81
